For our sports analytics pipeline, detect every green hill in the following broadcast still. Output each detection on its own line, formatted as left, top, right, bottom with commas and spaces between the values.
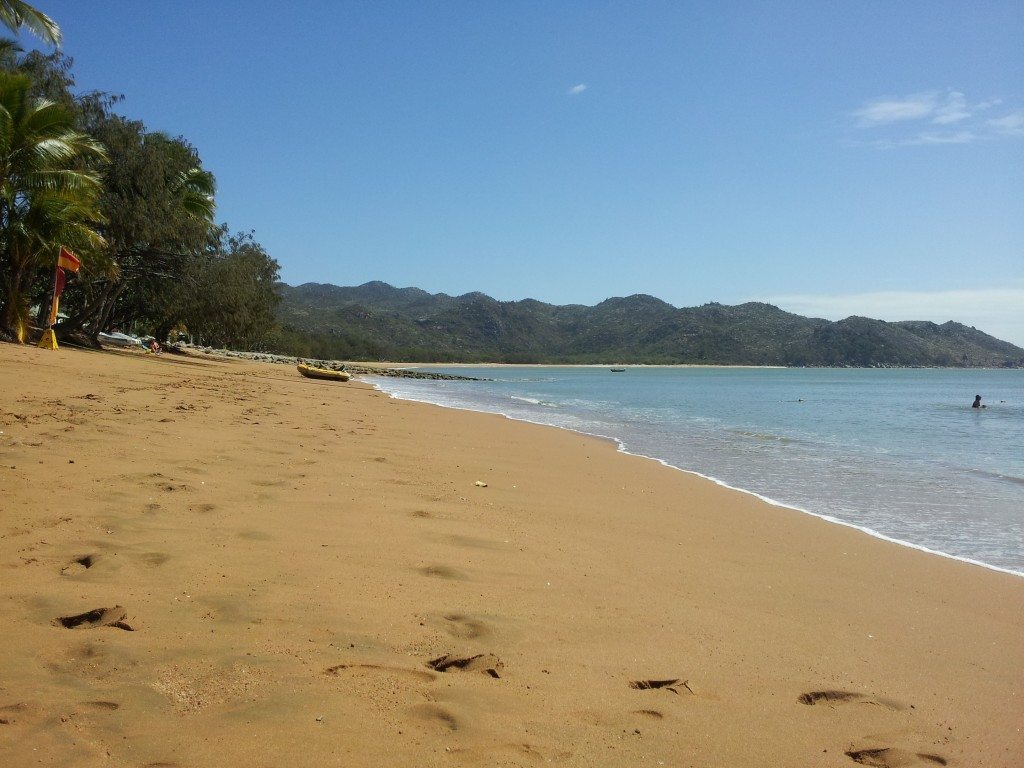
273, 281, 1024, 367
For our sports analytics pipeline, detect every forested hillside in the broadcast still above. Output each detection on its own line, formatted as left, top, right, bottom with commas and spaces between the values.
275, 281, 1024, 367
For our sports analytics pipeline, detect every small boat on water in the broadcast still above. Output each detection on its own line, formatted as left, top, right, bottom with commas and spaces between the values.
610, 367, 626, 372
297, 363, 351, 382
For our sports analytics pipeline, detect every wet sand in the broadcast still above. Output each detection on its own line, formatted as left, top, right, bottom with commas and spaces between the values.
1, 343, 1021, 767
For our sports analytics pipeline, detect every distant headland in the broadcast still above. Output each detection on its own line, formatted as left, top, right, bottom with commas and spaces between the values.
274, 281, 1024, 368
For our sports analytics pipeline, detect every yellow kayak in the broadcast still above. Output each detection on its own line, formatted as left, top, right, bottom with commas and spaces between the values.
297, 363, 351, 382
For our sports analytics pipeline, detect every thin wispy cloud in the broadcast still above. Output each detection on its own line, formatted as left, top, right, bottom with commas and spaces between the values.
932, 91, 970, 124
850, 91, 1018, 147
854, 92, 938, 125
566, 83, 587, 96
905, 130, 976, 146
989, 111, 1024, 135
764, 289, 1024, 346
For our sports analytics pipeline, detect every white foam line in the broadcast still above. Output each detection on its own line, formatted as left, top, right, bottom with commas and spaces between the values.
367, 378, 1024, 580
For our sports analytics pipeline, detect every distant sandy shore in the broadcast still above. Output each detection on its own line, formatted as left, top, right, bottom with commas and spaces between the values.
373, 361, 789, 369
1, 343, 1021, 767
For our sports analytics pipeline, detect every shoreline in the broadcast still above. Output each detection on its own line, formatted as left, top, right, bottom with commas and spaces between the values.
2, 344, 1021, 767
164, 345, 1021, 371
368, 376, 1024, 580
402, 363, 1021, 370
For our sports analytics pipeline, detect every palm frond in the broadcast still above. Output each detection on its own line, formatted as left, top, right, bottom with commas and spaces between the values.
0, 70, 31, 122
20, 168, 103, 196
176, 167, 216, 222
0, 1, 61, 46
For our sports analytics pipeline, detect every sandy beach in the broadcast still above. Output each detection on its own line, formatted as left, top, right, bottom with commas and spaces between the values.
1, 343, 1021, 768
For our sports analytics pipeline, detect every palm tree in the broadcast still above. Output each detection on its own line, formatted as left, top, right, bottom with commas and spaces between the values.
176, 165, 216, 223
0, 70, 105, 340
0, 1, 60, 46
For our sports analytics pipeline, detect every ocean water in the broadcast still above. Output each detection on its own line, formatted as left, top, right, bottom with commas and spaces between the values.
371, 367, 1024, 576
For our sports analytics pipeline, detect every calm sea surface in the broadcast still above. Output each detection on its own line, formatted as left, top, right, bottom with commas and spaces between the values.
372, 367, 1024, 575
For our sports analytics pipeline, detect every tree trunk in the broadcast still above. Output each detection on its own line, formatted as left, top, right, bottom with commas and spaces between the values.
94, 280, 127, 335
1, 262, 29, 342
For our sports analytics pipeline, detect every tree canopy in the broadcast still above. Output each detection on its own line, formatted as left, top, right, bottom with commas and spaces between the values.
0, 22, 282, 349
0, 67, 105, 340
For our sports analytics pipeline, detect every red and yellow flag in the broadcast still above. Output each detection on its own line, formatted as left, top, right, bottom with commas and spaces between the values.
47, 247, 83, 327
57, 246, 81, 273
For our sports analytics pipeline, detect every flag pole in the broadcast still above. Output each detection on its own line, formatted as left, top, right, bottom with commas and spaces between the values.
38, 247, 62, 350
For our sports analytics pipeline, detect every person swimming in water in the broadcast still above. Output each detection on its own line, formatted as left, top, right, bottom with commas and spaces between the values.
972, 395, 986, 409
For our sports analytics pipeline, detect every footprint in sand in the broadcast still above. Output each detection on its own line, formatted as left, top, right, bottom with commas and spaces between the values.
138, 552, 170, 567
426, 653, 503, 679
448, 742, 573, 762
157, 481, 191, 493
408, 702, 460, 732
441, 613, 490, 639
0, 700, 63, 728
0, 702, 30, 725
632, 709, 665, 719
845, 747, 947, 767
629, 679, 693, 695
82, 700, 120, 711
60, 554, 97, 575
324, 663, 436, 683
236, 530, 273, 541
799, 690, 905, 710
53, 606, 134, 631
444, 534, 503, 550
419, 564, 467, 580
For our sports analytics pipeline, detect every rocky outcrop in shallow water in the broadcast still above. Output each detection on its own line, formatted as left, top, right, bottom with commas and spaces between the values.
171, 344, 480, 380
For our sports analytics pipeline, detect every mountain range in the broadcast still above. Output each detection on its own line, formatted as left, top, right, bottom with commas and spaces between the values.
274, 281, 1024, 367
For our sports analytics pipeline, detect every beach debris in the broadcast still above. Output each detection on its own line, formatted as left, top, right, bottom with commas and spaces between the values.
474, 480, 488, 487
629, 679, 693, 695
53, 606, 134, 631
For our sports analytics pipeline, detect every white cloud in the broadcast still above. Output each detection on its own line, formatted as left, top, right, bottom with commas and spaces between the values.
988, 111, 1024, 135
854, 92, 938, 125
932, 91, 970, 124
566, 83, 587, 96
850, 91, 1020, 147
854, 130, 977, 149
764, 289, 1024, 347
906, 130, 976, 145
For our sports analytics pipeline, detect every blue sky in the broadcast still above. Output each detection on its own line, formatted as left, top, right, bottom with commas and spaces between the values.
30, 1, 1024, 343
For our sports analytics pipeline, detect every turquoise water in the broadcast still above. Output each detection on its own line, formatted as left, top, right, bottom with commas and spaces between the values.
372, 367, 1024, 575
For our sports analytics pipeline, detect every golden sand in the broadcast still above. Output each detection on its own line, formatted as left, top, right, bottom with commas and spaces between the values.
1, 343, 1021, 767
